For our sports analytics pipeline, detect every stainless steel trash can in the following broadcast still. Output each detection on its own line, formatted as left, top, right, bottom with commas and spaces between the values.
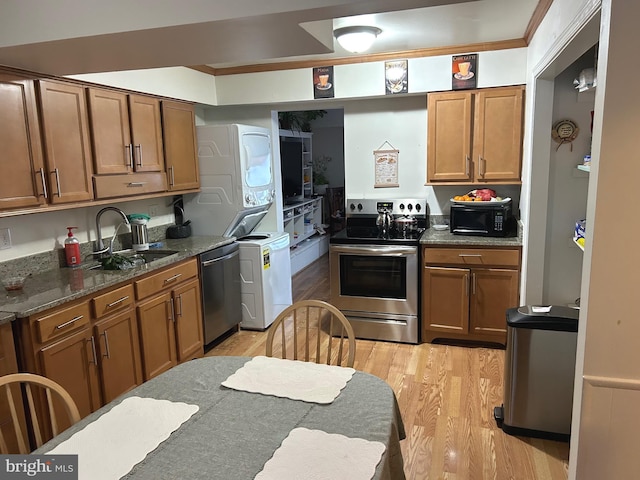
494, 305, 579, 441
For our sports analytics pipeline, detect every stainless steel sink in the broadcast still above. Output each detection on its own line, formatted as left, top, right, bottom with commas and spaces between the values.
85, 249, 180, 270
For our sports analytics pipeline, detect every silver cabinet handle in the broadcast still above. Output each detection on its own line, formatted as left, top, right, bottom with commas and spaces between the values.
472, 272, 476, 295
168, 166, 175, 186
101, 331, 111, 359
53, 168, 61, 197
106, 295, 129, 308
169, 298, 175, 323
55, 315, 83, 329
177, 294, 183, 317
38, 168, 48, 199
465, 273, 469, 296
127, 182, 146, 187
135, 144, 142, 167
163, 273, 182, 284
125, 144, 134, 168
465, 155, 470, 177
88, 336, 98, 365
479, 156, 485, 177
458, 254, 482, 257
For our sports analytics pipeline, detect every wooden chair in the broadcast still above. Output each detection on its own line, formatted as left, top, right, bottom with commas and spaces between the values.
0, 373, 81, 454
266, 300, 356, 367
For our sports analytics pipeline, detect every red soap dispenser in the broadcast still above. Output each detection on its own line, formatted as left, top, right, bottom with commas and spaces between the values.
65, 226, 81, 268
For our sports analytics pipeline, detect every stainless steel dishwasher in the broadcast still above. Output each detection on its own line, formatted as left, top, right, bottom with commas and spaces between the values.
199, 242, 242, 346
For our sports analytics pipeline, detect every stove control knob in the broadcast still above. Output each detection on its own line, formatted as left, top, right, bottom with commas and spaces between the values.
357, 203, 363, 211
349, 203, 356, 211
415, 204, 422, 212
407, 204, 413, 211
399, 203, 405, 211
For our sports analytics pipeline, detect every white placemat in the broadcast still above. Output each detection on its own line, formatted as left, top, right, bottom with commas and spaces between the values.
254, 427, 386, 480
221, 356, 355, 404
47, 396, 199, 480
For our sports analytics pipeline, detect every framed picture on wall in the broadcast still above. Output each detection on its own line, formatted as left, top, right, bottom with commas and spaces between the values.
313, 66, 334, 99
385, 60, 408, 94
452, 54, 477, 90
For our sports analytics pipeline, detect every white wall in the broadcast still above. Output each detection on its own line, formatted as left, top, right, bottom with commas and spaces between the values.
542, 50, 593, 305
215, 49, 527, 106
0, 199, 173, 262
68, 67, 218, 105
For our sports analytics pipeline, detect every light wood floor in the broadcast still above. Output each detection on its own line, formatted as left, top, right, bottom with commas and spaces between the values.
206, 254, 570, 480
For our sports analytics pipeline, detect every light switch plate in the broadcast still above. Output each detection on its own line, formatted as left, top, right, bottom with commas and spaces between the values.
148, 204, 159, 217
0, 228, 11, 249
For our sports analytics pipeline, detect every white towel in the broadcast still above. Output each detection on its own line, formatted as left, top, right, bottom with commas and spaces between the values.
221, 356, 355, 404
47, 396, 199, 480
255, 427, 386, 480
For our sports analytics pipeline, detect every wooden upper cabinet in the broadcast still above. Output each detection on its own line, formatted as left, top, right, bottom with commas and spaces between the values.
426, 86, 524, 185
427, 91, 473, 183
129, 94, 164, 173
87, 88, 132, 175
162, 101, 200, 191
37, 79, 94, 203
0, 73, 46, 210
88, 89, 164, 174
473, 87, 524, 182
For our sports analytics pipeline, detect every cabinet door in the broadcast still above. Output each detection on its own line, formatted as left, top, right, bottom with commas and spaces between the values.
469, 268, 519, 338
472, 87, 524, 182
39, 328, 101, 422
173, 278, 204, 362
0, 74, 46, 210
129, 95, 164, 173
162, 101, 200, 191
87, 88, 132, 175
136, 292, 177, 381
95, 309, 143, 404
38, 80, 94, 203
422, 266, 470, 340
427, 91, 473, 183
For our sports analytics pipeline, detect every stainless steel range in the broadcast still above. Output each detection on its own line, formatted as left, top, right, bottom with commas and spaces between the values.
329, 198, 428, 344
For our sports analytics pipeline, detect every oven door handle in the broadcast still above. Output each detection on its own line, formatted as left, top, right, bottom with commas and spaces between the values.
331, 245, 416, 256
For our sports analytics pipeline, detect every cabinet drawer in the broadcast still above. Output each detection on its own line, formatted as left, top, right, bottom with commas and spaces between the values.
93, 172, 167, 199
35, 301, 91, 344
424, 247, 520, 267
92, 284, 134, 318
134, 259, 198, 300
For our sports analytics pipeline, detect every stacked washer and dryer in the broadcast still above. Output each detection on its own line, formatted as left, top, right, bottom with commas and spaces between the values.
184, 123, 292, 339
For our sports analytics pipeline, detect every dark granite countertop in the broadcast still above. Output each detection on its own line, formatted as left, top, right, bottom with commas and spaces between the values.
420, 222, 523, 247
0, 236, 234, 323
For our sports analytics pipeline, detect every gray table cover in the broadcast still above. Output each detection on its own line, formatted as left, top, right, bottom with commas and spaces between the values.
36, 356, 406, 480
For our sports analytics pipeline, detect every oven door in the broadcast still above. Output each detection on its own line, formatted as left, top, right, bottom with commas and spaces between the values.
329, 244, 418, 317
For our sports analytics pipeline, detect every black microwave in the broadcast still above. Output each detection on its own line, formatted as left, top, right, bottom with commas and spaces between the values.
450, 201, 515, 237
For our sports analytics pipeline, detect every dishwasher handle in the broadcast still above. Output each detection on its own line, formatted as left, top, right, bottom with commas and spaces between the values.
201, 249, 239, 267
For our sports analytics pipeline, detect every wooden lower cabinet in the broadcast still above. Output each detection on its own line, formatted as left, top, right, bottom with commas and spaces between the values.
95, 309, 143, 404
137, 292, 178, 380
39, 326, 101, 422
173, 278, 204, 362
421, 246, 520, 345
135, 259, 204, 381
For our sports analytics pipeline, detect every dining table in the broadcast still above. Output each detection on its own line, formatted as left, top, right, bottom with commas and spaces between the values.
35, 356, 406, 480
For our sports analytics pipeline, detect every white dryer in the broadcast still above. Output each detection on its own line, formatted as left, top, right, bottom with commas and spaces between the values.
236, 232, 292, 330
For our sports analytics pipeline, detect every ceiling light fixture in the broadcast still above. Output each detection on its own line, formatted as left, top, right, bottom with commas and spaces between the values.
333, 26, 382, 54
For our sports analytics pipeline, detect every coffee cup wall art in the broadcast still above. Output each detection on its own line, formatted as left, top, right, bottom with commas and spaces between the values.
385, 60, 408, 95
313, 66, 334, 99
452, 54, 478, 90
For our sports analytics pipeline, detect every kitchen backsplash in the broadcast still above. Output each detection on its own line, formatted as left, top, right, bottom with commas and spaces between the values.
0, 224, 171, 279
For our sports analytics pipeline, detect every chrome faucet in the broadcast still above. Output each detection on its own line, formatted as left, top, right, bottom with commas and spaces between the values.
94, 207, 130, 255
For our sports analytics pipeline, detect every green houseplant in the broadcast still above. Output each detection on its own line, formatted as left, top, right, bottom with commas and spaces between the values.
313, 155, 331, 194
279, 110, 327, 132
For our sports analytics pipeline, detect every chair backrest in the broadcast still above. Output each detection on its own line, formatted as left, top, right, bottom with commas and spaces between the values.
266, 300, 356, 367
0, 373, 81, 454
